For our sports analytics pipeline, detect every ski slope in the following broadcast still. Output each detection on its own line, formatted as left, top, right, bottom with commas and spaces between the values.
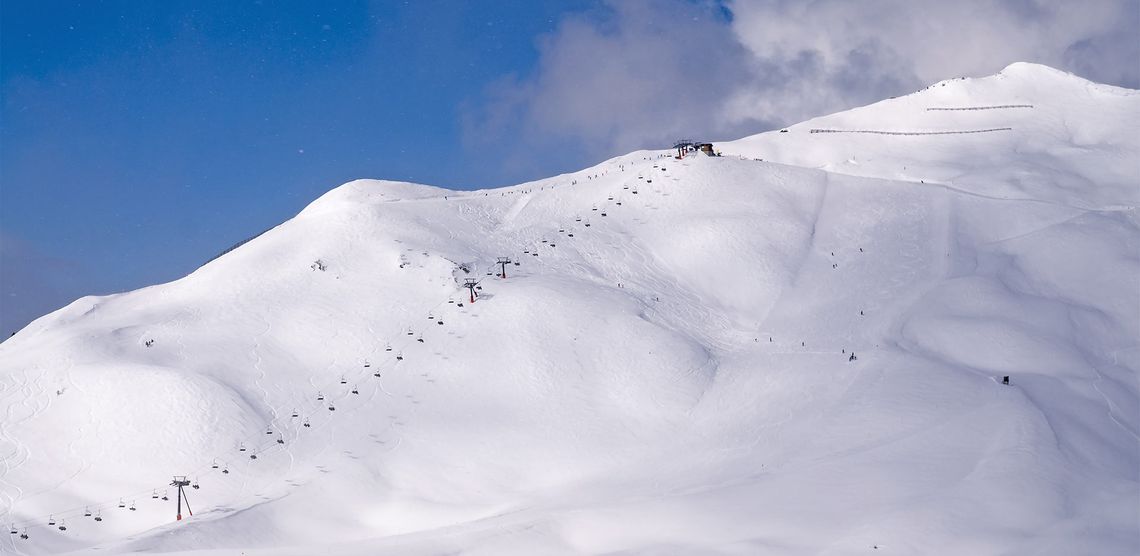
1, 62, 1137, 555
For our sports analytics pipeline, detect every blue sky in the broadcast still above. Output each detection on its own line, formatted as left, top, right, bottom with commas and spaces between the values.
2, 0, 1136, 334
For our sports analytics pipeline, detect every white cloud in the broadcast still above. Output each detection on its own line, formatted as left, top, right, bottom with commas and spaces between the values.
466, 0, 1138, 175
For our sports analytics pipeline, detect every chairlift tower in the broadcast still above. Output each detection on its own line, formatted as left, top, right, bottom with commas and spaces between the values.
496, 257, 511, 278
170, 476, 193, 521
464, 278, 479, 303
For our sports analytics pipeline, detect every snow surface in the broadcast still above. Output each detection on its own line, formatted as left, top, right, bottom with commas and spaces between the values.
1, 62, 1137, 555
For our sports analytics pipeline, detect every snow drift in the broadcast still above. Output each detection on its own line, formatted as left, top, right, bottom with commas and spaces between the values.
1, 62, 1137, 555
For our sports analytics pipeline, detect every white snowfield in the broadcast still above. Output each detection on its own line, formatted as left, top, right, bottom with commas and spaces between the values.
1, 62, 1137, 555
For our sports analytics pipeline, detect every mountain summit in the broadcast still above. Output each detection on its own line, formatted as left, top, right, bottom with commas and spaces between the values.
2, 63, 1137, 555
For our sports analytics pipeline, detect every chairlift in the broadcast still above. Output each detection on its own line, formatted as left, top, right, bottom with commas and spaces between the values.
303, 420, 311, 428
94, 512, 103, 522
276, 437, 285, 445
568, 233, 574, 237
84, 507, 92, 517
328, 405, 336, 411
632, 190, 639, 194
48, 515, 55, 526
58, 519, 67, 531
623, 185, 629, 189
457, 302, 465, 307
212, 459, 219, 469
118, 499, 126, 508
266, 428, 273, 435
9, 524, 16, 534
592, 207, 598, 211
317, 393, 324, 401
340, 377, 347, 385
437, 319, 444, 325
407, 329, 414, 336
585, 222, 591, 227
222, 467, 230, 474
396, 353, 403, 361
541, 239, 548, 243
575, 216, 582, 222
364, 361, 371, 368
250, 454, 257, 460
550, 243, 556, 247
19, 528, 28, 539
385, 344, 392, 351
152, 489, 159, 499
239, 443, 247, 452
600, 211, 607, 216
513, 261, 520, 266
607, 196, 613, 201
129, 501, 137, 511
417, 335, 424, 343
559, 227, 565, 233
292, 409, 299, 418
373, 371, 381, 378
352, 387, 360, 395
162, 490, 170, 499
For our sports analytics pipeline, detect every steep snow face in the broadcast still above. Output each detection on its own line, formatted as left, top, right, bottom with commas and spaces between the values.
721, 62, 1140, 209
1, 64, 1137, 555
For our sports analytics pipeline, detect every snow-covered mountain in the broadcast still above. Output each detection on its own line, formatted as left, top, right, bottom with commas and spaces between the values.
1, 62, 1137, 555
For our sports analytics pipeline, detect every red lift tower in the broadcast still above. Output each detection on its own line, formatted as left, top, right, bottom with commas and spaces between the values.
171, 476, 193, 521
464, 278, 479, 303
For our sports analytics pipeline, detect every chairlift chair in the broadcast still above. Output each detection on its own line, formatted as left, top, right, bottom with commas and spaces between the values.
152, 490, 159, 499
328, 404, 336, 411
19, 528, 28, 539
250, 454, 257, 460
292, 409, 299, 418
276, 436, 285, 444
212, 459, 219, 469
317, 393, 324, 401
266, 428, 273, 435
58, 519, 66, 531
94, 512, 103, 522
340, 377, 347, 385
352, 387, 359, 394
129, 501, 136, 511
84, 508, 91, 517
239, 443, 247, 452
222, 467, 230, 474
385, 344, 392, 352
396, 353, 403, 361
9, 524, 16, 534
303, 420, 311, 428
162, 490, 170, 500
48, 515, 55, 526
118, 499, 125, 508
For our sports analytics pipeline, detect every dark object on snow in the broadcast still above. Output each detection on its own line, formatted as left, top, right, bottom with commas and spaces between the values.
1002, 376, 1010, 385
849, 353, 857, 362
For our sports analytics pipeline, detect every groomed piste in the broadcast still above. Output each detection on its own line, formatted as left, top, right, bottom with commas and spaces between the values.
1, 62, 1137, 555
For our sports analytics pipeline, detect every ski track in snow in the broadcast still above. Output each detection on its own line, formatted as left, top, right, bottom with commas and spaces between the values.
2, 62, 1138, 555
